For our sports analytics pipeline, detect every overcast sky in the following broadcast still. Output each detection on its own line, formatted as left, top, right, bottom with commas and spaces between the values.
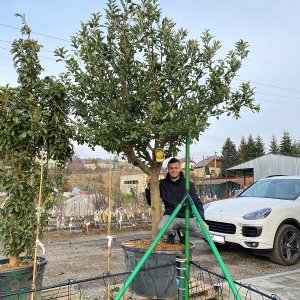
1, 1, 300, 163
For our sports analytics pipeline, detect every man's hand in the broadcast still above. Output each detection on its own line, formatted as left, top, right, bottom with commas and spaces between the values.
197, 221, 209, 231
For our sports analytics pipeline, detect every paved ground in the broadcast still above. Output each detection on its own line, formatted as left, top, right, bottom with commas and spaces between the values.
237, 269, 300, 300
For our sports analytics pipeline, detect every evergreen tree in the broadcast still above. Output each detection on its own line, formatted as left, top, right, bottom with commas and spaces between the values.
254, 135, 265, 158
279, 131, 293, 156
269, 135, 279, 154
291, 141, 300, 157
247, 134, 257, 160
220, 137, 238, 176
238, 136, 248, 163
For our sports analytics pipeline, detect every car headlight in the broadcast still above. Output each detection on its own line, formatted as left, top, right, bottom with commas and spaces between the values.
243, 208, 272, 220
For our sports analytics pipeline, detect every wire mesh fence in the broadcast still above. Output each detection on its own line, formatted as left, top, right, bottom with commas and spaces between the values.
0, 261, 282, 300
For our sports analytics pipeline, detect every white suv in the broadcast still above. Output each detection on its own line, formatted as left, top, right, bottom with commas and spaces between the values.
204, 176, 300, 265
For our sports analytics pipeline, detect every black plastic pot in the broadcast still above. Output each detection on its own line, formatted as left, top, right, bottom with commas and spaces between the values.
121, 240, 194, 298
0, 256, 47, 300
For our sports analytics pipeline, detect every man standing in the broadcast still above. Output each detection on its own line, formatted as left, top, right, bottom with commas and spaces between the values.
145, 157, 207, 244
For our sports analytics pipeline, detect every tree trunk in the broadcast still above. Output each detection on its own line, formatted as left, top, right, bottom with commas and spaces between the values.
9, 255, 21, 268
150, 167, 162, 237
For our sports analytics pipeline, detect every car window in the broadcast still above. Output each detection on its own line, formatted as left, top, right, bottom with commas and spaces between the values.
239, 178, 300, 200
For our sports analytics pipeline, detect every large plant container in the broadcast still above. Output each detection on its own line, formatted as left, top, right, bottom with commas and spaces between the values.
122, 239, 194, 298
0, 257, 47, 300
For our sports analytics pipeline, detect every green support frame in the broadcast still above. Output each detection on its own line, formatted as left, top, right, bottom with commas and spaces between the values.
115, 135, 241, 300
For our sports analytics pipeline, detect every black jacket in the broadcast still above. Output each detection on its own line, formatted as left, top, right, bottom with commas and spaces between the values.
145, 172, 205, 219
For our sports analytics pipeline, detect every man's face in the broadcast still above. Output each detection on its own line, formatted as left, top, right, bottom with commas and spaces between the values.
167, 162, 181, 180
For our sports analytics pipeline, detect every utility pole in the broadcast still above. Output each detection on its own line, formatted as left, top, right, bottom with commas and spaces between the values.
214, 152, 217, 178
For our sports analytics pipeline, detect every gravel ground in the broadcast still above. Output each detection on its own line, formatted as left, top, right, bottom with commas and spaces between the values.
38, 226, 300, 287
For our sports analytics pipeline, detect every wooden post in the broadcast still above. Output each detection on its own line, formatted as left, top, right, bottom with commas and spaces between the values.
31, 149, 45, 300
107, 157, 113, 300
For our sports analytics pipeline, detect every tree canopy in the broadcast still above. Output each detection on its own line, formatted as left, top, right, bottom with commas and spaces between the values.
56, 0, 257, 172
56, 0, 258, 233
0, 15, 73, 265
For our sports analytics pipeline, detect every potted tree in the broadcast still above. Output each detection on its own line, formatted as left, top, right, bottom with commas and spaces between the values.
0, 15, 73, 298
56, 0, 258, 297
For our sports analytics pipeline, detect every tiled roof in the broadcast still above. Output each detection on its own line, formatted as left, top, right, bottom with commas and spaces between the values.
194, 155, 220, 168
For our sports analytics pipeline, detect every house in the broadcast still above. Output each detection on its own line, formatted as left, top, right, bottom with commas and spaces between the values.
120, 173, 148, 195
194, 155, 220, 179
178, 158, 196, 171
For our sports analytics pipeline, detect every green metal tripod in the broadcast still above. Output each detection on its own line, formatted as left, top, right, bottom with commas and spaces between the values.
115, 135, 241, 300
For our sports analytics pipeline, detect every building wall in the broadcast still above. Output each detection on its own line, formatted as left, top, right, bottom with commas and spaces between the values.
84, 163, 96, 170
120, 174, 148, 195
228, 154, 300, 182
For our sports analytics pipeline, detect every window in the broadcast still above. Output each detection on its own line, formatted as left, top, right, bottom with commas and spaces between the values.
124, 180, 138, 185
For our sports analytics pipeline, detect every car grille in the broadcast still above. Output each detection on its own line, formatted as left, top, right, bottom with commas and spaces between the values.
242, 226, 262, 237
206, 220, 236, 234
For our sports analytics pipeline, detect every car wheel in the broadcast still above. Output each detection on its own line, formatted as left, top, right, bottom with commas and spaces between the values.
271, 224, 300, 265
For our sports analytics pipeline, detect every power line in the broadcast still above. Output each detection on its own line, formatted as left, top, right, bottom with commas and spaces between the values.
257, 98, 300, 107
231, 87, 300, 102
0, 23, 70, 43
0, 45, 57, 61
255, 91, 300, 100
234, 78, 300, 93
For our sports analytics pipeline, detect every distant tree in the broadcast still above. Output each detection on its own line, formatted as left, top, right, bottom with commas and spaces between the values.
246, 134, 257, 160
254, 135, 265, 158
220, 137, 238, 176
238, 136, 248, 163
269, 135, 279, 154
88, 158, 99, 166
291, 141, 300, 157
279, 131, 293, 156
56, 0, 257, 234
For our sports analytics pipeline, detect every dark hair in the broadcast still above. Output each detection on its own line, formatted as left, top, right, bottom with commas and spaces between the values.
167, 157, 180, 165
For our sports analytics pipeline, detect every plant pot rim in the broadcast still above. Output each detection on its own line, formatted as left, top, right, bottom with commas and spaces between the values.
0, 256, 47, 273
121, 239, 195, 254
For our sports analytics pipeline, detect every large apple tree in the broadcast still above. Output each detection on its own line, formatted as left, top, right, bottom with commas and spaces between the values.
56, 0, 258, 235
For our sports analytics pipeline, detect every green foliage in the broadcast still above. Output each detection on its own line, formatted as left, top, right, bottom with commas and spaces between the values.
55, 0, 257, 174
0, 15, 74, 259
